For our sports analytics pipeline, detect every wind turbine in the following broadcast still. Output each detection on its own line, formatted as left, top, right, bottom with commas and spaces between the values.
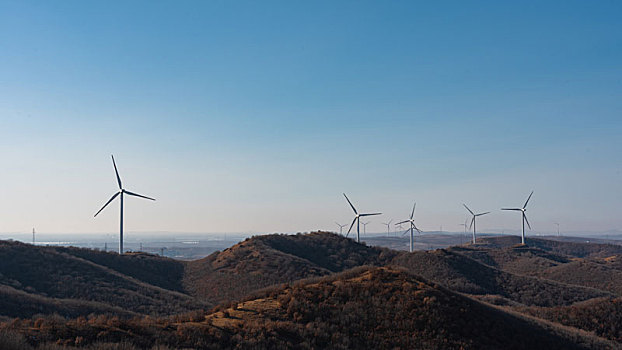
463, 204, 490, 245
362, 221, 370, 235
382, 220, 393, 237
459, 218, 468, 244
335, 222, 347, 235
554, 222, 560, 237
502, 191, 533, 245
94, 155, 155, 254
396, 202, 421, 253
343, 193, 381, 243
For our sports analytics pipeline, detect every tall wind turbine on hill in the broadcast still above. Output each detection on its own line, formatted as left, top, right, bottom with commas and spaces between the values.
554, 222, 560, 237
382, 220, 393, 237
502, 191, 534, 245
343, 193, 381, 243
94, 155, 155, 254
396, 202, 421, 253
463, 204, 490, 244
335, 222, 347, 235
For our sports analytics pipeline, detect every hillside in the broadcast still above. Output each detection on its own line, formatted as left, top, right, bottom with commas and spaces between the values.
517, 297, 622, 343
391, 247, 611, 307
0, 240, 208, 318
479, 236, 622, 258
2, 232, 622, 348
183, 232, 397, 303
1, 267, 614, 349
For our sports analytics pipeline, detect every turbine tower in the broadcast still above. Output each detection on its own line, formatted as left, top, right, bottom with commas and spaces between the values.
94, 155, 155, 254
502, 191, 533, 245
396, 202, 421, 253
335, 222, 347, 235
32, 228, 35, 245
554, 222, 560, 237
463, 204, 490, 245
343, 193, 381, 243
382, 220, 393, 237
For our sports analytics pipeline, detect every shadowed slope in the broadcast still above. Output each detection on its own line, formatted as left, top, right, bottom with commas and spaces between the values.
517, 297, 622, 343
390, 248, 611, 307
2, 267, 614, 349
0, 240, 208, 318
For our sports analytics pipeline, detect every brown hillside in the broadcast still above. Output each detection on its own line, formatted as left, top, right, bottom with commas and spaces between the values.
1, 267, 614, 349
183, 232, 397, 303
517, 297, 622, 343
390, 248, 612, 307
58, 246, 186, 293
0, 240, 208, 318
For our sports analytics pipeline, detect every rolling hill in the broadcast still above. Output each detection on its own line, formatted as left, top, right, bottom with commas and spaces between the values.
183, 232, 398, 303
0, 240, 208, 318
2, 267, 615, 349
2, 232, 622, 348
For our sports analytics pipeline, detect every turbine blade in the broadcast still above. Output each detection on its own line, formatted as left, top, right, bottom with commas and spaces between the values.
413, 224, 422, 233
343, 193, 358, 214
346, 217, 356, 237
501, 208, 522, 211
523, 190, 534, 209
524, 213, 532, 230
476, 211, 490, 216
94, 192, 120, 217
111, 155, 123, 190
360, 212, 381, 217
395, 220, 409, 225
402, 228, 410, 236
469, 217, 475, 230
411, 202, 416, 219
463, 204, 474, 215
124, 190, 155, 201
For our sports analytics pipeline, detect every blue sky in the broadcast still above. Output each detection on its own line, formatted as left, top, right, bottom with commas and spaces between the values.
0, 1, 621, 235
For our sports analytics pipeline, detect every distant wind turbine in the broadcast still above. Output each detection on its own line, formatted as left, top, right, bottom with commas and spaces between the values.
502, 191, 534, 245
94, 155, 155, 254
554, 222, 560, 237
396, 202, 421, 253
362, 221, 370, 235
382, 220, 393, 237
343, 193, 381, 243
335, 222, 347, 235
32, 228, 35, 245
459, 219, 467, 234
463, 204, 490, 245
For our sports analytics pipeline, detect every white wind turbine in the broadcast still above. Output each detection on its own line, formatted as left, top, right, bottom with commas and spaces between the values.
343, 193, 381, 243
463, 204, 490, 245
94, 155, 155, 254
396, 202, 421, 253
335, 222, 347, 235
382, 219, 393, 237
502, 191, 534, 245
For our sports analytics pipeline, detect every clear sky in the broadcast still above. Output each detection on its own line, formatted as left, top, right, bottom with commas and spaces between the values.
0, 1, 621, 236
